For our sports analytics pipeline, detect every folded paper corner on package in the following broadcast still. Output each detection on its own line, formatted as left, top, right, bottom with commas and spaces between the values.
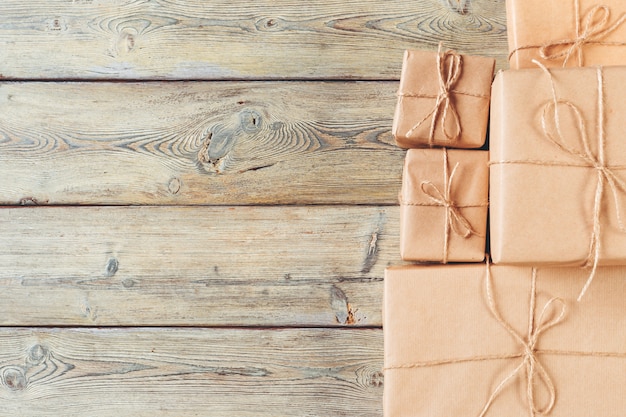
400, 148, 488, 263
506, 0, 626, 69
383, 264, 626, 417
490, 66, 626, 266
392, 48, 494, 149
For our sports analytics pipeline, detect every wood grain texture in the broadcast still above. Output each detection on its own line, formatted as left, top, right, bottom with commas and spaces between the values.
0, 328, 383, 416
0, 205, 399, 327
0, 0, 508, 80
0, 81, 404, 205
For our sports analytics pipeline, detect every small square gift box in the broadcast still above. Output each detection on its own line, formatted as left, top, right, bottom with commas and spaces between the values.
507, 0, 626, 69
384, 264, 626, 417
392, 45, 494, 149
490, 64, 626, 297
400, 148, 488, 263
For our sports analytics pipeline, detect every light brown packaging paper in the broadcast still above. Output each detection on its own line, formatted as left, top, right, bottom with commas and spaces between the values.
507, 0, 626, 69
392, 48, 494, 149
400, 148, 488, 263
384, 264, 626, 417
490, 66, 626, 268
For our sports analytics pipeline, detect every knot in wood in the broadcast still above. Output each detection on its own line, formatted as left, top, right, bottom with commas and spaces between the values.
105, 258, 119, 277
2, 367, 27, 391
255, 17, 286, 32
239, 109, 262, 133
28, 344, 49, 365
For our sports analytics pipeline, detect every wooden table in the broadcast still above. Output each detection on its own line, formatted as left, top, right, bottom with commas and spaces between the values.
0, 1, 506, 415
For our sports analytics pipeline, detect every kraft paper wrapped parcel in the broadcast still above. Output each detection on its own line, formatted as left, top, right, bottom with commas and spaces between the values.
392, 48, 494, 149
400, 148, 488, 263
490, 66, 626, 268
384, 264, 626, 417
507, 0, 626, 69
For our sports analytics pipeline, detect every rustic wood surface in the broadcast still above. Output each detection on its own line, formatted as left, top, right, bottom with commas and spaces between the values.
0, 328, 383, 416
0, 81, 404, 205
0, 0, 506, 414
0, 0, 508, 80
0, 206, 397, 326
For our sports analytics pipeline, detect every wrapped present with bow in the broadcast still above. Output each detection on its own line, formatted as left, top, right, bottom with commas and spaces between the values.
392, 45, 494, 149
400, 148, 488, 263
384, 264, 626, 417
507, 0, 626, 69
490, 64, 626, 299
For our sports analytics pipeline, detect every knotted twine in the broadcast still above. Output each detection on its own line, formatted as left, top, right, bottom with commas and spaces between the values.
401, 148, 485, 263
509, 0, 626, 67
384, 261, 626, 415
383, 263, 566, 417
492, 62, 626, 301
478, 266, 565, 417
399, 44, 464, 146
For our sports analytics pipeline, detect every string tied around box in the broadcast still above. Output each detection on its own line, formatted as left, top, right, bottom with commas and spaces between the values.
538, 61, 626, 300
492, 62, 626, 300
509, 0, 626, 67
478, 265, 565, 417
383, 263, 566, 417
419, 148, 483, 263
405, 43, 463, 146
383, 261, 626, 415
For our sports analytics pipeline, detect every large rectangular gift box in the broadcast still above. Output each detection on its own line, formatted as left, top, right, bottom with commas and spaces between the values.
400, 148, 488, 263
392, 48, 494, 149
507, 0, 626, 69
384, 264, 626, 417
490, 65, 626, 267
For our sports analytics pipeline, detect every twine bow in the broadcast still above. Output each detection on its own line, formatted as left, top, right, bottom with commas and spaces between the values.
383, 264, 569, 416
479, 266, 566, 417
406, 43, 462, 146
536, 62, 626, 300
419, 148, 480, 263
491, 63, 626, 300
510, 0, 626, 67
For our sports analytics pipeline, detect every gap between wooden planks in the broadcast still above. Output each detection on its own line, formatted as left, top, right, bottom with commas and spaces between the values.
0, 0, 507, 80
0, 205, 400, 327
0, 327, 383, 417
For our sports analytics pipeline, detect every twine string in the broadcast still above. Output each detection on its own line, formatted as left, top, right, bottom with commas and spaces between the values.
479, 266, 566, 417
383, 262, 626, 415
509, 0, 626, 67
406, 43, 462, 145
535, 62, 626, 300
419, 148, 481, 263
491, 62, 626, 300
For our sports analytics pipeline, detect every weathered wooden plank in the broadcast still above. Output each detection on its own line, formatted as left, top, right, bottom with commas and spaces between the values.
0, 0, 508, 80
0, 328, 383, 416
0, 206, 399, 326
0, 81, 405, 205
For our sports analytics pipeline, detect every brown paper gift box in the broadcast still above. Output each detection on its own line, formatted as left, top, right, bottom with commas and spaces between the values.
490, 66, 626, 269
507, 0, 626, 69
384, 264, 626, 417
392, 48, 494, 149
400, 148, 488, 263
